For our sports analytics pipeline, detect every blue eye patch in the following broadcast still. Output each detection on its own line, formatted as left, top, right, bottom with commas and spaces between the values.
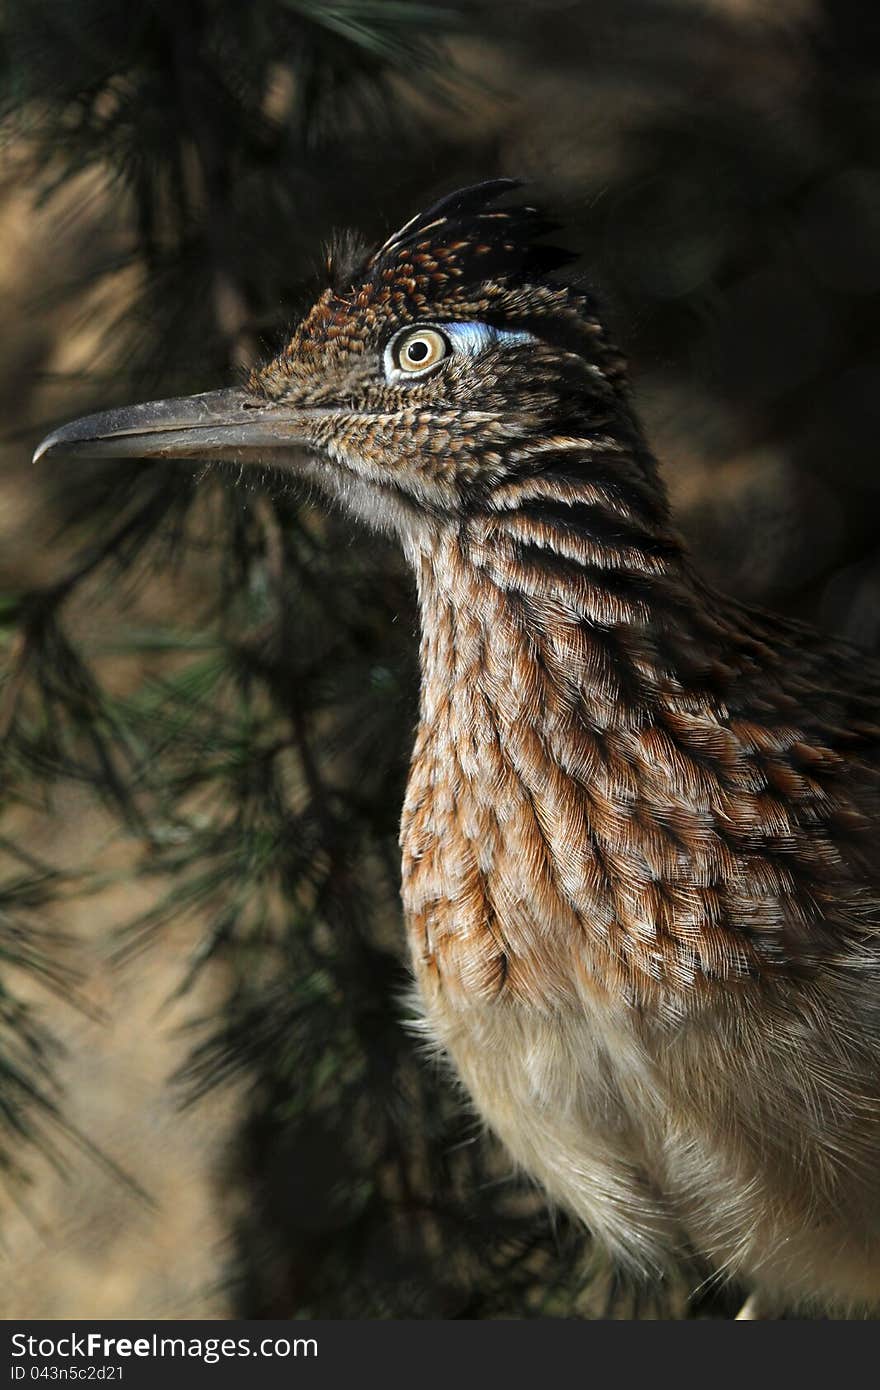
441, 322, 535, 357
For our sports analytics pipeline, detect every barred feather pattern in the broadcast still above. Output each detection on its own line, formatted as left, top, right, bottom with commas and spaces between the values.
400, 435, 880, 1307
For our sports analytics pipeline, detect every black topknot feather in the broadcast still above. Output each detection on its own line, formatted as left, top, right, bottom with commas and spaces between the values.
364, 178, 579, 291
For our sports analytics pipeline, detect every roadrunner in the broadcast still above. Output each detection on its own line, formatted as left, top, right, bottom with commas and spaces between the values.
36, 180, 880, 1316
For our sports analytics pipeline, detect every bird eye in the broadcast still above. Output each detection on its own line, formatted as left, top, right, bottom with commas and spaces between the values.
392, 328, 449, 375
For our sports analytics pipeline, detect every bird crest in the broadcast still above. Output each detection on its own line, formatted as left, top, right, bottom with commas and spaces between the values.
364, 177, 578, 289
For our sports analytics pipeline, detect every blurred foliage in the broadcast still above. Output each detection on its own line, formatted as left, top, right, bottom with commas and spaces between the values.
0, 838, 68, 1193
2, 0, 880, 1318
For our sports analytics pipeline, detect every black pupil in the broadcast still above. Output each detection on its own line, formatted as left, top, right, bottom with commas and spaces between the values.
406, 339, 430, 363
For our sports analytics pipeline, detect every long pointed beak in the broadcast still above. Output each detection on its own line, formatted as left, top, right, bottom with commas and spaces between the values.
33, 388, 313, 465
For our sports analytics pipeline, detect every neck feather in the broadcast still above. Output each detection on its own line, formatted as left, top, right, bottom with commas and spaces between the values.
401, 443, 756, 1014
412, 440, 716, 733
401, 442, 862, 1015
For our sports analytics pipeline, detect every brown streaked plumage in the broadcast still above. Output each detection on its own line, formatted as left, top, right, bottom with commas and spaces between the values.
36, 180, 880, 1316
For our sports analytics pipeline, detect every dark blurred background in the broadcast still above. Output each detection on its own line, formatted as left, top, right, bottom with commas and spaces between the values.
2, 0, 879, 1319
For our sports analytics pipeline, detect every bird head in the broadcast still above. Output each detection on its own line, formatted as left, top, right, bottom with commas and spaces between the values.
35, 180, 637, 543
